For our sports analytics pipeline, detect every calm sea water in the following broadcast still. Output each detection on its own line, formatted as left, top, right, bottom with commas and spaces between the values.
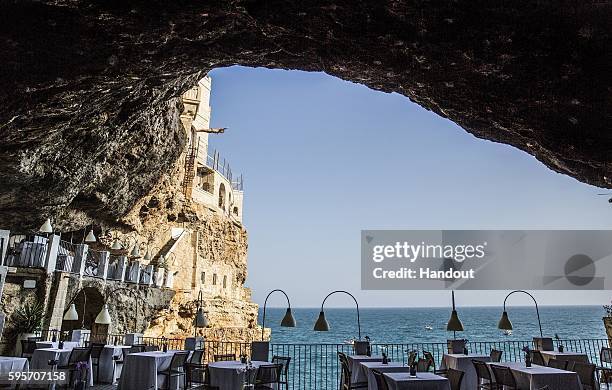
259, 306, 608, 344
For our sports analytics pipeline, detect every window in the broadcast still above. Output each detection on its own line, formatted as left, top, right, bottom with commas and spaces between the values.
201, 271, 205, 284
212, 273, 217, 285
223, 275, 227, 288
233, 206, 239, 215
218, 183, 226, 210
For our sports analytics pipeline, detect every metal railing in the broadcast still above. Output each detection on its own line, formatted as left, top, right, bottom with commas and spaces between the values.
84, 249, 103, 278
3, 234, 48, 268
56, 240, 78, 273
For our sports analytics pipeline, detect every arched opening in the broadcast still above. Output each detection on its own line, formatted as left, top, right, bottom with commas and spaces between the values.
218, 183, 226, 210
61, 286, 104, 334
233, 206, 239, 216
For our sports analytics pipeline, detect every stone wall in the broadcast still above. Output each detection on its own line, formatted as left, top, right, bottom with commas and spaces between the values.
605, 317, 612, 348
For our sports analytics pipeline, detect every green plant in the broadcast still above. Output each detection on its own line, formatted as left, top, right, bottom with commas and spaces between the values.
12, 301, 44, 333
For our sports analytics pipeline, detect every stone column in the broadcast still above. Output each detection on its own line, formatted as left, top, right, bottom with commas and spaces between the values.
47, 274, 70, 330
0, 229, 10, 264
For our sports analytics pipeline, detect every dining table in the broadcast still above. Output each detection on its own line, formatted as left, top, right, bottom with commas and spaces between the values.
347, 355, 384, 383
118, 350, 185, 390
30, 347, 93, 387
486, 361, 582, 390
0, 356, 29, 389
358, 361, 410, 390
439, 353, 490, 390
383, 372, 451, 390
35, 341, 80, 350
539, 350, 589, 365
208, 360, 274, 390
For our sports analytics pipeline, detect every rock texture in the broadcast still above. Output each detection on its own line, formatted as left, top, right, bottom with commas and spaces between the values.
0, 1, 611, 230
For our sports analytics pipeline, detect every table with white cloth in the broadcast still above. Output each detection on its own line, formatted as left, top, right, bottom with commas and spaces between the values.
208, 360, 276, 390
35, 341, 80, 350
358, 361, 410, 390
486, 361, 582, 390
30, 348, 93, 387
96, 345, 131, 384
347, 355, 384, 383
384, 372, 451, 390
0, 357, 29, 389
439, 353, 490, 390
540, 350, 589, 365
118, 350, 186, 390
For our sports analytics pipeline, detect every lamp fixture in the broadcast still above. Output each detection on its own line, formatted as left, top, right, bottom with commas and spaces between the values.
85, 229, 96, 243
497, 290, 543, 337
40, 218, 53, 234
63, 303, 78, 321
313, 290, 361, 339
446, 291, 464, 339
261, 289, 296, 340
95, 304, 112, 325
194, 290, 209, 335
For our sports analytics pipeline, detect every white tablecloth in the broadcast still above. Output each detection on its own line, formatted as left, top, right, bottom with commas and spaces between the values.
208, 360, 274, 390
30, 348, 93, 387
36, 341, 80, 350
358, 362, 410, 390
540, 351, 589, 365
487, 361, 582, 390
0, 357, 29, 389
440, 353, 490, 390
347, 355, 384, 383
118, 350, 185, 390
384, 372, 451, 390
97, 345, 131, 384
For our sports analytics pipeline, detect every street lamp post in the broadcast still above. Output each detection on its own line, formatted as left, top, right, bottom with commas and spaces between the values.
261, 289, 296, 340
314, 290, 361, 340
498, 290, 543, 338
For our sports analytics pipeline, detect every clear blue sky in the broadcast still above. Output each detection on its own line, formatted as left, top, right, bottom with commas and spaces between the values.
207, 66, 612, 308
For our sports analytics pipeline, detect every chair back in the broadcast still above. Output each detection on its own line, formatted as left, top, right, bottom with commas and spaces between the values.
572, 362, 595, 388
170, 351, 190, 371
416, 358, 431, 372
447, 339, 466, 354
214, 354, 236, 362
446, 368, 464, 390
69, 347, 92, 365
472, 359, 493, 381
255, 364, 282, 385
422, 351, 435, 371
601, 347, 612, 365
190, 349, 204, 364
272, 355, 291, 378
128, 345, 145, 354
530, 350, 545, 366
354, 341, 369, 355
547, 359, 567, 370
145, 344, 159, 352
371, 370, 390, 390
490, 364, 517, 387
90, 343, 105, 359
21, 339, 38, 356
533, 337, 554, 351
490, 349, 503, 362
338, 354, 351, 388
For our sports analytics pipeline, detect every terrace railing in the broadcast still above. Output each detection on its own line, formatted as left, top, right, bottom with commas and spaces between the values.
3, 234, 48, 268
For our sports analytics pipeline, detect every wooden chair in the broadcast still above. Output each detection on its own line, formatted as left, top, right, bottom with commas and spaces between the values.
271, 355, 291, 390
416, 358, 432, 372
472, 359, 500, 390
254, 364, 282, 390
128, 344, 146, 354
57, 347, 92, 389
530, 350, 546, 366
90, 343, 105, 382
371, 370, 390, 390
490, 364, 518, 390
185, 349, 205, 387
338, 352, 367, 389
572, 362, 596, 390
213, 353, 236, 362
422, 351, 437, 373
446, 368, 464, 390
20, 339, 37, 360
158, 351, 189, 390
490, 349, 503, 362
547, 359, 567, 370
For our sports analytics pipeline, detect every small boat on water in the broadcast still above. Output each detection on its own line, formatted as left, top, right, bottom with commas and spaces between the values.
503, 330, 513, 336
424, 325, 433, 330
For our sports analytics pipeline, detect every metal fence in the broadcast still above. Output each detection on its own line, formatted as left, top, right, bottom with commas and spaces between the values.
3, 234, 48, 267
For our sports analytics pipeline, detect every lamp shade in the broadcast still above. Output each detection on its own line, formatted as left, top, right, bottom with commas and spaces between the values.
498, 311, 513, 330
130, 243, 140, 258
95, 304, 112, 325
313, 311, 329, 332
63, 303, 78, 321
447, 310, 464, 332
111, 239, 123, 250
143, 249, 152, 261
40, 218, 53, 233
195, 308, 208, 328
280, 308, 296, 327
85, 230, 97, 243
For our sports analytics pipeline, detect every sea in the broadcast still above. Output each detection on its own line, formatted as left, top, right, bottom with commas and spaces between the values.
259, 306, 608, 344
